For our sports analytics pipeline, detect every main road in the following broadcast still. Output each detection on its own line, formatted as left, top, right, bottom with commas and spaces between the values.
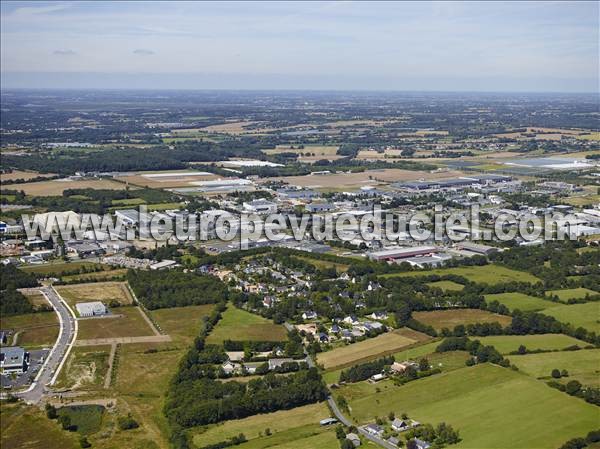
284, 322, 397, 449
17, 286, 77, 404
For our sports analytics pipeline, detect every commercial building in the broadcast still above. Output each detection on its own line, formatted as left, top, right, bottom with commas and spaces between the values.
0, 347, 28, 374
75, 301, 108, 317
243, 199, 278, 214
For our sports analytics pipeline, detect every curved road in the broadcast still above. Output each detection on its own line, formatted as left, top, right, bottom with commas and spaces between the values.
17, 286, 76, 404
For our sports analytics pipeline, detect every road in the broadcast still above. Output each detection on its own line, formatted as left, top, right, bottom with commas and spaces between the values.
16, 286, 77, 404
284, 322, 396, 449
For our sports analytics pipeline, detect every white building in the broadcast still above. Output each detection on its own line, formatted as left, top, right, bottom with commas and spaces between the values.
243, 199, 278, 214
75, 301, 108, 317
0, 347, 27, 374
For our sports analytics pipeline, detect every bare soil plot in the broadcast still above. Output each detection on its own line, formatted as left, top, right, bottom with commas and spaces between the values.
56, 281, 134, 309
115, 170, 219, 188
76, 307, 156, 340
317, 328, 427, 370
16, 179, 127, 196
55, 345, 111, 390
413, 309, 512, 331
268, 168, 466, 189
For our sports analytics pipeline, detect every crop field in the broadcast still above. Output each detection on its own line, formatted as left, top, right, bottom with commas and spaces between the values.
484, 292, 560, 312
412, 309, 512, 331
545, 287, 599, 301
77, 306, 156, 340
0, 403, 78, 449
232, 426, 339, 449
317, 329, 427, 370
0, 311, 59, 348
62, 268, 128, 282
541, 302, 600, 333
15, 178, 127, 196
476, 334, 588, 354
20, 290, 49, 309
336, 364, 600, 449
55, 345, 111, 390
510, 349, 600, 387
427, 280, 465, 292
56, 281, 134, 310
294, 255, 349, 273
206, 306, 287, 344
382, 264, 541, 285
151, 304, 214, 346
189, 402, 331, 447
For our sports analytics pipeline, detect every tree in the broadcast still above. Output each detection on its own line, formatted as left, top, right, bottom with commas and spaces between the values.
551, 369, 561, 379
419, 358, 430, 371
79, 437, 91, 448
565, 380, 582, 396
336, 425, 346, 440
341, 439, 356, 449
117, 414, 140, 430
58, 414, 73, 431
517, 345, 527, 355
406, 440, 418, 449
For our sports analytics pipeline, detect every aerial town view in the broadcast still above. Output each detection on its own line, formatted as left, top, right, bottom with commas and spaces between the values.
0, 2, 599, 449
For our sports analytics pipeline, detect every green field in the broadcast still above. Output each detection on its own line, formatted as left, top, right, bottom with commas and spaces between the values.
484, 292, 560, 312
1, 403, 78, 449
234, 425, 338, 449
412, 309, 512, 331
20, 261, 106, 276
427, 280, 465, 292
151, 304, 214, 346
0, 311, 59, 348
57, 405, 105, 435
510, 348, 600, 387
545, 288, 599, 302
77, 306, 155, 340
206, 306, 287, 344
541, 302, 600, 333
381, 264, 541, 285
336, 364, 600, 449
476, 334, 588, 354
189, 402, 331, 447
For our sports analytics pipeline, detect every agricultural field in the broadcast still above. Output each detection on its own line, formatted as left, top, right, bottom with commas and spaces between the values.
233, 426, 339, 449
335, 364, 600, 449
20, 261, 108, 276
476, 334, 588, 354
484, 292, 560, 312
317, 329, 428, 370
19, 289, 49, 309
205, 306, 287, 344
541, 302, 600, 333
510, 348, 600, 387
14, 178, 127, 196
0, 311, 59, 348
61, 268, 128, 282
0, 170, 56, 182
55, 345, 112, 390
150, 304, 214, 346
381, 264, 541, 285
56, 281, 134, 310
295, 255, 349, 273
545, 287, 599, 302
427, 280, 465, 292
189, 402, 331, 447
77, 306, 156, 340
412, 309, 512, 331
0, 403, 78, 449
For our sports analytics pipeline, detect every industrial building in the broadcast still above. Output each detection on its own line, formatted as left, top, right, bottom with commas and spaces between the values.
368, 246, 439, 261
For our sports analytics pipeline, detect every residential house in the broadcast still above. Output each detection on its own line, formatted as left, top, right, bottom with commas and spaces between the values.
302, 311, 318, 320
364, 424, 384, 437
268, 358, 294, 371
346, 433, 361, 447
390, 361, 419, 374
413, 439, 431, 449
369, 311, 388, 320
391, 419, 410, 432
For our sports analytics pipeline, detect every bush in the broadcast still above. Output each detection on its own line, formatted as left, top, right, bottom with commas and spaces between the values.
117, 414, 140, 431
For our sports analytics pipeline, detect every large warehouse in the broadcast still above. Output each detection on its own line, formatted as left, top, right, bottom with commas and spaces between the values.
368, 246, 439, 261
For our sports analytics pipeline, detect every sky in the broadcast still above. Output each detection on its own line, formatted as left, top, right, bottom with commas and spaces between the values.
1, 1, 598, 92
